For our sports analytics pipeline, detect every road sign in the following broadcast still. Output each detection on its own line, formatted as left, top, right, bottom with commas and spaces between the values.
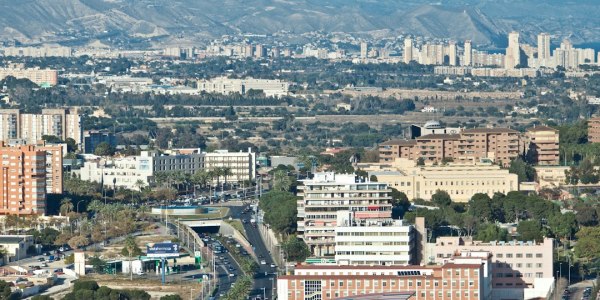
147, 242, 180, 258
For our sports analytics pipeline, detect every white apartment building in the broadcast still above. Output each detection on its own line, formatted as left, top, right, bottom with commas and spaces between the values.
428, 236, 555, 300
334, 211, 415, 266
360, 158, 519, 202
197, 76, 290, 97
297, 172, 392, 257
1, 46, 72, 58
78, 154, 154, 190
0, 108, 82, 145
202, 149, 256, 184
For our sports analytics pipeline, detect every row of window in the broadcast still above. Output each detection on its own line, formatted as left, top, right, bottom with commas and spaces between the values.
496, 253, 543, 258
336, 241, 409, 246
335, 251, 409, 256
336, 232, 408, 237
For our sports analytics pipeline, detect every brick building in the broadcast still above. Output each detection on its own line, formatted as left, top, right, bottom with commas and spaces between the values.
0, 145, 47, 215
277, 251, 491, 300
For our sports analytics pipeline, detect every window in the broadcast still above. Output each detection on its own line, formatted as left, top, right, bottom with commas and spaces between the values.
526, 253, 533, 258
516, 253, 523, 258
506, 253, 513, 258
536, 263, 543, 268
536, 253, 543, 258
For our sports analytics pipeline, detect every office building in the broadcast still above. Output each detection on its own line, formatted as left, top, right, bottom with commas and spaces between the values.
429, 237, 554, 300
0, 144, 47, 215
0, 108, 82, 145
0, 67, 58, 86
463, 40, 472, 66
334, 211, 416, 266
361, 158, 519, 202
588, 117, 600, 143
526, 126, 560, 166
277, 251, 490, 300
537, 33, 551, 67
78, 149, 256, 190
83, 131, 116, 154
297, 172, 392, 257
197, 76, 289, 97
202, 149, 256, 184
505, 32, 521, 69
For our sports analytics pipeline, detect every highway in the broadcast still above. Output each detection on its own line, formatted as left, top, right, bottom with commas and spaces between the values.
230, 204, 277, 300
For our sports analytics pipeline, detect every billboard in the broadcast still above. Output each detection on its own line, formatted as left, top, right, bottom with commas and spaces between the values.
147, 242, 180, 258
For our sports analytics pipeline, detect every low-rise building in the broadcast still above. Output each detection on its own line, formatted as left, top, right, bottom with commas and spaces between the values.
197, 76, 289, 97
277, 251, 491, 300
360, 159, 519, 202
0, 235, 35, 262
427, 236, 554, 300
83, 131, 116, 154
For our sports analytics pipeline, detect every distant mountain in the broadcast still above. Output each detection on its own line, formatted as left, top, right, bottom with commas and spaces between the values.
0, 0, 598, 47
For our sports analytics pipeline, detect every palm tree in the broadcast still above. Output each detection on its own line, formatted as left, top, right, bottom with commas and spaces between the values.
134, 179, 146, 192
59, 198, 74, 216
273, 169, 293, 192
192, 170, 211, 195
222, 167, 233, 187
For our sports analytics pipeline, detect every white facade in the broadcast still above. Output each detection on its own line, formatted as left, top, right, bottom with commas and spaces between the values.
77, 149, 256, 190
334, 211, 414, 266
298, 173, 393, 257
197, 76, 289, 97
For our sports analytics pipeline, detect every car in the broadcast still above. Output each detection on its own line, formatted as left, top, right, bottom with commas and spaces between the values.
136, 271, 145, 275
37, 258, 45, 262
228, 266, 235, 271
229, 273, 235, 277
260, 260, 266, 265
270, 263, 276, 268
41, 263, 48, 267
43, 252, 50, 256
235, 244, 241, 248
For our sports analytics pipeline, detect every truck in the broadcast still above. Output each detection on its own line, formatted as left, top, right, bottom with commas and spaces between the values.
250, 219, 256, 227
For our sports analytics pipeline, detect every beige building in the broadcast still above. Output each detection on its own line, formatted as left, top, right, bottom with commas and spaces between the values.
534, 166, 569, 189
0, 235, 36, 262
588, 117, 600, 143
0, 109, 82, 145
526, 126, 560, 166
0, 68, 58, 86
379, 127, 522, 167
428, 237, 555, 300
360, 159, 519, 202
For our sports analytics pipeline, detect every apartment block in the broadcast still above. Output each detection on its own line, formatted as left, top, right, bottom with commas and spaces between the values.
0, 109, 82, 145
360, 159, 518, 202
379, 126, 523, 167
428, 236, 554, 300
587, 117, 600, 143
297, 173, 392, 257
526, 126, 560, 166
0, 68, 58, 86
0, 145, 47, 215
202, 149, 256, 184
277, 252, 490, 300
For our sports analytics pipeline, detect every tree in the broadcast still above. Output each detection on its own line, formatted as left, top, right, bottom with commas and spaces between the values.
272, 169, 293, 192
65, 138, 77, 153
474, 223, 508, 242
121, 236, 142, 280
517, 220, 544, 242
369, 175, 378, 182
59, 198, 74, 216
94, 142, 115, 156
574, 226, 600, 261
259, 191, 298, 234
431, 190, 452, 207
88, 256, 106, 274
68, 235, 89, 249
0, 279, 20, 300
509, 158, 535, 182
283, 237, 310, 262
41, 135, 62, 144
468, 193, 493, 222
548, 212, 577, 240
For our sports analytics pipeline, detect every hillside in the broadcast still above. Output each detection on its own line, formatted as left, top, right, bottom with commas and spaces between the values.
0, 0, 597, 47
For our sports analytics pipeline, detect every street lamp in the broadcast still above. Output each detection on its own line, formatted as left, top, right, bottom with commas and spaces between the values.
76, 200, 85, 214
